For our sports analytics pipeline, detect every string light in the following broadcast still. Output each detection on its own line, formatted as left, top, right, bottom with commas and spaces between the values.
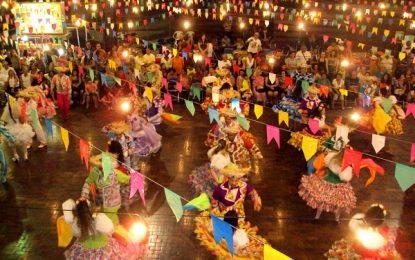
127, 21, 133, 29
21, 35, 28, 42
58, 48, 65, 56
355, 10, 362, 17
342, 3, 348, 11
304, 2, 310, 8
298, 22, 305, 30
268, 57, 275, 64
129, 222, 148, 243
341, 59, 350, 67
356, 228, 384, 250
91, 4, 97, 11
239, 22, 245, 29
379, 3, 386, 9
121, 100, 130, 112
351, 112, 361, 122
122, 50, 129, 58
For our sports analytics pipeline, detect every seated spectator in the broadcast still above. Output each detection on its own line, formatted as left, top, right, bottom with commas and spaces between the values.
331, 73, 345, 110
252, 69, 266, 104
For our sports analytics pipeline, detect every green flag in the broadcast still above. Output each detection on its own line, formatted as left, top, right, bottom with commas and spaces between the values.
395, 163, 415, 191
89, 69, 95, 82
246, 68, 253, 77
381, 98, 393, 114
301, 80, 309, 93
101, 152, 112, 181
236, 115, 250, 131
31, 109, 39, 129
192, 85, 201, 101
164, 188, 183, 222
183, 193, 211, 211
184, 100, 195, 116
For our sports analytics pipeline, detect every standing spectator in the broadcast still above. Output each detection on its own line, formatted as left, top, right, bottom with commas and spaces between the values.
218, 54, 231, 70
19, 66, 31, 89
198, 34, 209, 57
172, 53, 185, 74
284, 51, 298, 76
9, 50, 21, 75
51, 68, 71, 120
317, 52, 327, 73
326, 51, 339, 81
296, 45, 312, 68
5, 69, 20, 96
70, 70, 83, 106
393, 74, 409, 102
246, 32, 262, 55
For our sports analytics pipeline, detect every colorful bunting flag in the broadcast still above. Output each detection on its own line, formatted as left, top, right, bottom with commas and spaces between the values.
211, 214, 234, 256
264, 244, 291, 260
164, 188, 183, 222
129, 170, 146, 206
183, 193, 210, 211
278, 111, 289, 127
371, 134, 385, 154
395, 163, 415, 191
144, 87, 153, 102
60, 127, 69, 151
266, 125, 280, 148
184, 100, 195, 116
342, 148, 363, 176
308, 118, 320, 135
236, 115, 250, 131
163, 93, 173, 111
405, 103, 415, 118
101, 152, 112, 181
45, 118, 53, 137
79, 139, 89, 170
208, 108, 220, 124
302, 135, 318, 161
254, 104, 263, 119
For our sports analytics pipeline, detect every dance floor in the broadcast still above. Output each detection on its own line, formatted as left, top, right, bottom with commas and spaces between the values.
0, 103, 414, 259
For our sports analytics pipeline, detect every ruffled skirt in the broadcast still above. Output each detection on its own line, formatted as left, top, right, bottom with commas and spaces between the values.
131, 136, 161, 157
298, 175, 356, 214
7, 123, 35, 145
188, 163, 218, 197
358, 111, 403, 135
38, 99, 57, 119
194, 211, 267, 260
64, 237, 134, 260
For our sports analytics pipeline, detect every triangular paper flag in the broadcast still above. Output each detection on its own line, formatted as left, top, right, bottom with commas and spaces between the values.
211, 214, 234, 256
278, 111, 289, 127
264, 244, 291, 260
254, 104, 263, 119
231, 98, 241, 112
236, 115, 250, 131
395, 163, 415, 191
183, 193, 211, 210
101, 152, 112, 181
163, 93, 173, 111
266, 125, 280, 148
161, 113, 182, 123
45, 118, 53, 137
246, 68, 253, 77
308, 118, 320, 134
269, 73, 276, 84
301, 80, 309, 93
381, 98, 393, 113
399, 52, 406, 61
60, 128, 69, 151
31, 109, 39, 129
335, 125, 349, 143
339, 89, 348, 96
302, 135, 318, 161
79, 139, 89, 170
371, 134, 385, 153
411, 144, 415, 162
184, 100, 195, 116
144, 87, 153, 102
129, 170, 146, 206
406, 103, 415, 118
192, 86, 201, 101
164, 188, 183, 222
208, 108, 220, 124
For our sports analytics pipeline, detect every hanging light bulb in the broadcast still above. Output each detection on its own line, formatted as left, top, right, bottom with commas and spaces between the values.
341, 59, 350, 67
128, 21, 133, 29
356, 10, 362, 17
239, 22, 245, 29
298, 22, 305, 30
379, 3, 386, 9
183, 20, 191, 29
356, 228, 384, 250
91, 4, 97, 11
128, 222, 148, 243
132, 7, 138, 13
342, 3, 348, 11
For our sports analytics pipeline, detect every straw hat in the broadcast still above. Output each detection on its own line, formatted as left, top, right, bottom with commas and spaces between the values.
216, 68, 230, 77
221, 89, 241, 100
147, 64, 160, 73
307, 86, 320, 95
222, 124, 240, 135
220, 107, 237, 118
55, 67, 69, 73
106, 121, 130, 134
89, 153, 118, 167
220, 163, 250, 178
18, 88, 40, 98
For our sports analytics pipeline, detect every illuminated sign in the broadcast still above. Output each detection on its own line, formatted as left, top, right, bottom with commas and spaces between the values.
14, 3, 65, 35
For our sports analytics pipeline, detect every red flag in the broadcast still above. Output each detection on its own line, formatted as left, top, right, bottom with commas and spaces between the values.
284, 76, 293, 87
205, 57, 211, 66
79, 139, 89, 170
320, 85, 329, 97
342, 148, 363, 176
233, 64, 240, 74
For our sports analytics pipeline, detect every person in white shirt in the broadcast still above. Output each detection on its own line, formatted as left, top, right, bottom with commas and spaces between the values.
246, 32, 262, 55
379, 54, 394, 74
218, 54, 232, 69
142, 48, 156, 66
331, 73, 346, 110
296, 45, 312, 68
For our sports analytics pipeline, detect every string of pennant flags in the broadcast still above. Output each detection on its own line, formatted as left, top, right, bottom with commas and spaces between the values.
4, 94, 292, 259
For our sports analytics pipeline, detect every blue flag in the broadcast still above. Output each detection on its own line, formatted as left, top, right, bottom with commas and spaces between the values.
100, 73, 107, 86
208, 108, 219, 124
45, 118, 53, 137
211, 214, 234, 256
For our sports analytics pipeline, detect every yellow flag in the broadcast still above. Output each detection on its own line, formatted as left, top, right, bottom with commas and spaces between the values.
173, 48, 178, 56
399, 52, 406, 61
283, 25, 288, 32
135, 37, 140, 45
384, 29, 390, 37
57, 216, 73, 247
339, 89, 348, 96
264, 244, 291, 260
3, 23, 8, 31
372, 105, 391, 134
390, 11, 395, 17
399, 19, 405, 26
301, 135, 318, 161
254, 104, 263, 119
144, 87, 153, 102
371, 27, 378, 35
241, 80, 250, 92
358, 43, 365, 50
68, 61, 73, 73
60, 127, 69, 152
278, 111, 289, 127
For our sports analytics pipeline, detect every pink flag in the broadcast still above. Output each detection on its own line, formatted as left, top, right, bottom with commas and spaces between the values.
323, 35, 329, 43
176, 82, 183, 92
79, 139, 89, 170
405, 103, 415, 118
266, 125, 280, 148
411, 144, 415, 162
162, 78, 167, 88
308, 118, 320, 134
163, 93, 173, 111
129, 82, 137, 95
129, 170, 146, 206
342, 148, 363, 176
